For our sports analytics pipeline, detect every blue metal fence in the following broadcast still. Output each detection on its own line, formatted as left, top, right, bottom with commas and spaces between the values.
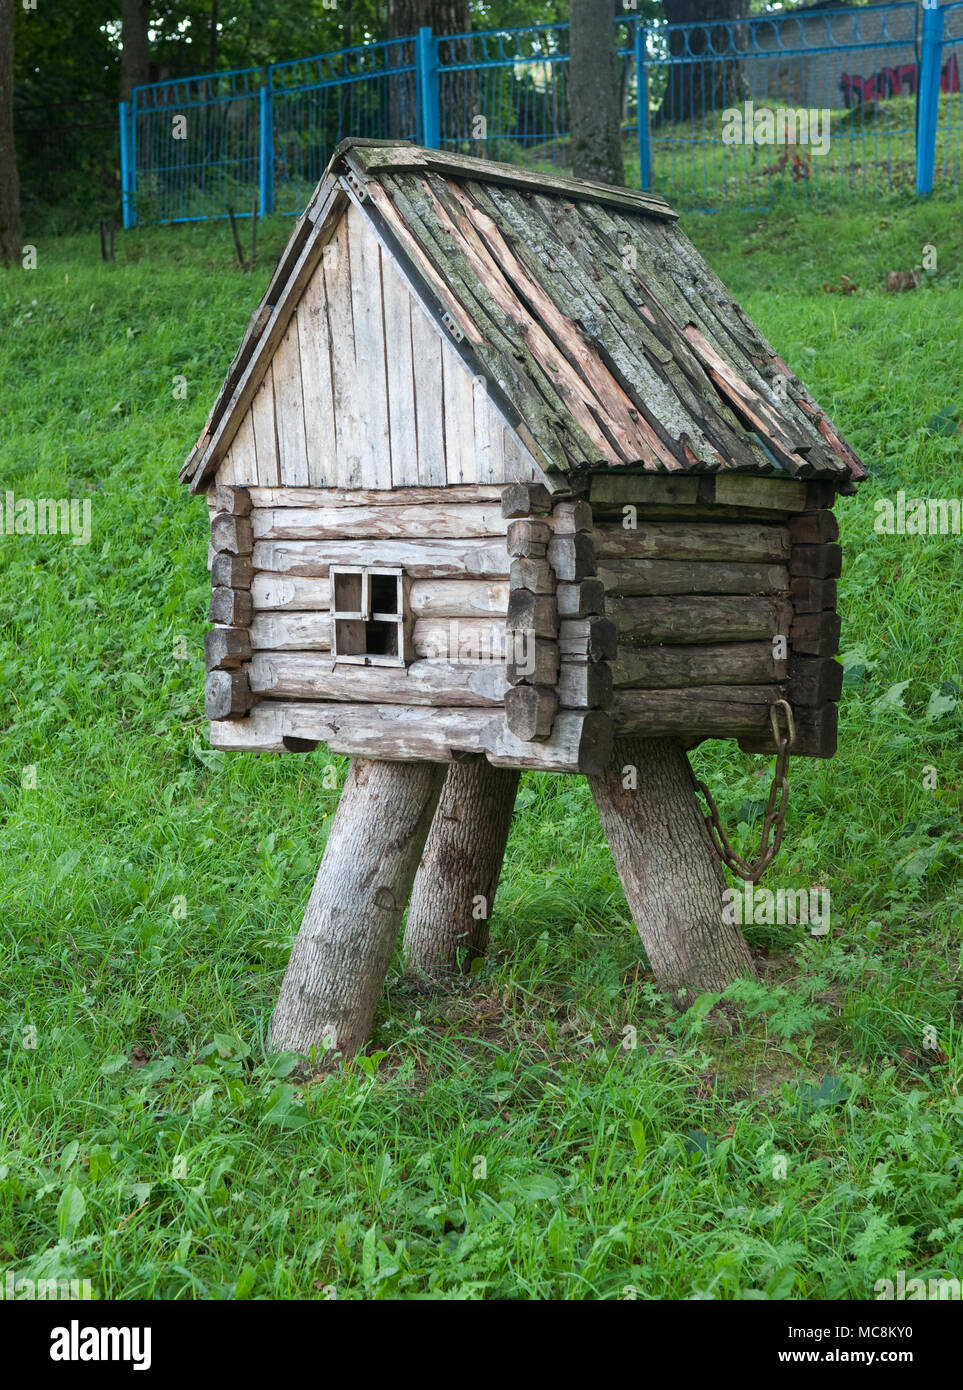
120, 4, 963, 227
937, 0, 963, 185
648, 3, 924, 205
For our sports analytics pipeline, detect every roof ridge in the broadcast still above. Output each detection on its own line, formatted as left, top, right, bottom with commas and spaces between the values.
334, 139, 679, 221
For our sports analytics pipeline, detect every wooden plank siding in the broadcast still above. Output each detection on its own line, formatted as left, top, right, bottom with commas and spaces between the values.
297, 252, 338, 487
272, 317, 309, 486
251, 365, 279, 486
214, 201, 543, 493
228, 409, 258, 488
381, 249, 420, 487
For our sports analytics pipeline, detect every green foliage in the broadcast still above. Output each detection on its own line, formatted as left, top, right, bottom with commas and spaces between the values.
0, 198, 961, 1299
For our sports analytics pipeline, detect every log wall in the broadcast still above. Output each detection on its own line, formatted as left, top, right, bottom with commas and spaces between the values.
202, 474, 844, 768
591, 473, 842, 757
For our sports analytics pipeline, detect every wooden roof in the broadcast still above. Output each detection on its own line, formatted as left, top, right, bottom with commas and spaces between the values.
182, 139, 866, 494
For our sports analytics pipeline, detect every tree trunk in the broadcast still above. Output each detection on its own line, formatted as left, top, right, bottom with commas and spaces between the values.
386, 0, 469, 34
0, 0, 19, 268
387, 0, 473, 146
270, 757, 446, 1061
121, 0, 151, 105
569, 0, 624, 186
658, 0, 751, 126
209, 0, 219, 73
588, 737, 754, 996
404, 758, 519, 977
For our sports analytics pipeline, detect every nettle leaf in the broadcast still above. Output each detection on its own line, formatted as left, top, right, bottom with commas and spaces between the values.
794, 1075, 849, 1119
684, 1129, 715, 1157
192, 744, 226, 772
505, 1175, 559, 1203
924, 406, 960, 438
926, 688, 957, 720
136, 1055, 177, 1083
259, 1083, 309, 1130
874, 680, 911, 712
840, 647, 874, 686
263, 1051, 301, 1077
895, 840, 946, 880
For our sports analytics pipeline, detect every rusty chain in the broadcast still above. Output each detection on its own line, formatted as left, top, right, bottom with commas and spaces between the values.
690, 699, 795, 885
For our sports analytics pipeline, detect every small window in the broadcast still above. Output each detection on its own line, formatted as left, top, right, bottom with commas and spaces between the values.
331, 567, 408, 667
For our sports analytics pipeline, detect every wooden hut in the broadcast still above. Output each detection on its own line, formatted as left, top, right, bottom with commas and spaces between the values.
181, 139, 866, 1060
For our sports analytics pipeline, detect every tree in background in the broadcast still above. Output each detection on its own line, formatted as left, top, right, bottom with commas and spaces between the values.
387, 0, 473, 146
0, 0, 19, 265
121, 0, 151, 103
387, 0, 470, 37
658, 0, 750, 124
569, 0, 623, 185
13, 0, 117, 227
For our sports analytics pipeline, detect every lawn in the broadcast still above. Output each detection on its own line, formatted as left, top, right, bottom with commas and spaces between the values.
1, 186, 961, 1301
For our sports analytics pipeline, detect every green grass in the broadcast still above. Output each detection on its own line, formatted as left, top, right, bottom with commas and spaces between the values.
639, 93, 963, 210
522, 91, 963, 211
1, 194, 962, 1301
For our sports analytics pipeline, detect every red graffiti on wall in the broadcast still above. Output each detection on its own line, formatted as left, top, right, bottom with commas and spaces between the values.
840, 54, 959, 106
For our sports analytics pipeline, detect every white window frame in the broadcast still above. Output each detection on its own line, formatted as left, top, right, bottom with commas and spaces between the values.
330, 566, 409, 667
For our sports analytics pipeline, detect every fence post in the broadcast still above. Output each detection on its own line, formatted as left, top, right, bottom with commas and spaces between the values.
259, 79, 274, 215
635, 21, 651, 190
916, 0, 944, 196
119, 101, 135, 229
416, 26, 440, 148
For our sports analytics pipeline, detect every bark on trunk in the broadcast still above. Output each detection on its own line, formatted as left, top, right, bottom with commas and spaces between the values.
658, 0, 751, 125
209, 0, 219, 73
387, 0, 474, 147
569, 0, 624, 186
588, 737, 754, 996
0, 0, 19, 268
121, 0, 151, 105
270, 757, 446, 1061
403, 757, 519, 977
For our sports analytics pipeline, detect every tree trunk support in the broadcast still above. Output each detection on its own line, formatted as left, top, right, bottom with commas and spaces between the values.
403, 757, 520, 978
588, 737, 754, 997
269, 757, 446, 1063
270, 740, 755, 1062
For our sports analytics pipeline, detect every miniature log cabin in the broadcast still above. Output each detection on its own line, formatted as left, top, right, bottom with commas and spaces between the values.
181, 139, 866, 1061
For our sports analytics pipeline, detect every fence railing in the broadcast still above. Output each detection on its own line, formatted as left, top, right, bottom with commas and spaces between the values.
120, 4, 963, 227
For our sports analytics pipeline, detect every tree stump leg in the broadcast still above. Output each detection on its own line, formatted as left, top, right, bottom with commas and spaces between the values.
269, 757, 446, 1061
403, 757, 520, 978
587, 737, 754, 996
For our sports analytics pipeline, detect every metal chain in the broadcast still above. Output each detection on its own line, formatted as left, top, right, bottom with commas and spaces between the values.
690, 700, 796, 885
